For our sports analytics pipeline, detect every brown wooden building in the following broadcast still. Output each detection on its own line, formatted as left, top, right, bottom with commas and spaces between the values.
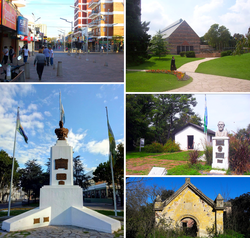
160, 19, 200, 55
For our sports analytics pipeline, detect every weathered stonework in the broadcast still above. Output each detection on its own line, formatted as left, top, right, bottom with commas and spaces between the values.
154, 178, 226, 237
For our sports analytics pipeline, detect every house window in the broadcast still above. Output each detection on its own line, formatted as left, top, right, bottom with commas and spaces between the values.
190, 46, 194, 51
186, 46, 190, 51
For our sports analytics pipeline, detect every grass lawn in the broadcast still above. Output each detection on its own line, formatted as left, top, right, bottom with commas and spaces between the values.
196, 53, 250, 79
126, 71, 193, 92
127, 55, 204, 70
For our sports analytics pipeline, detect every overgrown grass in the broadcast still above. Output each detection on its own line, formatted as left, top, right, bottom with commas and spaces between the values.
195, 53, 250, 79
126, 151, 189, 160
126, 71, 193, 92
167, 163, 212, 175
127, 55, 204, 70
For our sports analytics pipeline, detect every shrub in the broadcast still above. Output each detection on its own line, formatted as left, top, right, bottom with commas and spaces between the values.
221, 50, 232, 57
163, 139, 180, 152
204, 145, 213, 166
188, 149, 201, 165
180, 51, 186, 57
144, 142, 164, 153
229, 134, 250, 174
185, 51, 195, 58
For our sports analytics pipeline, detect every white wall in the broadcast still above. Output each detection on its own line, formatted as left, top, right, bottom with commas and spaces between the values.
175, 126, 211, 151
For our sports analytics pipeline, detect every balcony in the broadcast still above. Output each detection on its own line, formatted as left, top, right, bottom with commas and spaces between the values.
88, 0, 99, 9
12, 0, 26, 7
88, 9, 99, 19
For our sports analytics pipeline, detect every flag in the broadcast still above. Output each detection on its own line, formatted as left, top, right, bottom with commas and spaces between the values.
107, 119, 116, 167
16, 110, 28, 143
204, 95, 208, 133
60, 92, 65, 124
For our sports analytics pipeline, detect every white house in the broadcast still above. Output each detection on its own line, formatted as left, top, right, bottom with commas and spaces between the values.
174, 123, 215, 151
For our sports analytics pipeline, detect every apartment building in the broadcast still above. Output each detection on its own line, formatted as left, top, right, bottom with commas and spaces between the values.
73, 0, 124, 52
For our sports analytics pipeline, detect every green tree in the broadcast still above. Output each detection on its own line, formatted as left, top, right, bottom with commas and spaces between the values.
19, 159, 44, 204
204, 24, 231, 50
176, 112, 203, 129
73, 155, 90, 189
0, 150, 19, 202
126, 0, 151, 65
126, 94, 155, 151
149, 30, 169, 58
234, 27, 250, 55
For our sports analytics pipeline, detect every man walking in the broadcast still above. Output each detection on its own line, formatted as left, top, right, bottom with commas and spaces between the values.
43, 46, 50, 66
49, 47, 54, 66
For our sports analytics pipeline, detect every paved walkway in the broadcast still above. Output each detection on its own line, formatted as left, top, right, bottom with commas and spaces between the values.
0, 224, 124, 238
8, 50, 124, 82
127, 58, 250, 92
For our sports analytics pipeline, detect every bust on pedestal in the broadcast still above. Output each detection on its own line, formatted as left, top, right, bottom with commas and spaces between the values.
212, 121, 229, 170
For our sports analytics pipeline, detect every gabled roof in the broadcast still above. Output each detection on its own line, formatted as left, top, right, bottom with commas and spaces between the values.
162, 178, 215, 209
174, 122, 215, 136
160, 19, 183, 38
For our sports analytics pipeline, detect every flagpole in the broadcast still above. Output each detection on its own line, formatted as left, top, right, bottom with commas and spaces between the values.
8, 107, 19, 216
59, 91, 61, 122
105, 107, 117, 216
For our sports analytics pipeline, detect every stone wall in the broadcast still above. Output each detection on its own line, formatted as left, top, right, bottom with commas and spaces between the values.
168, 21, 200, 55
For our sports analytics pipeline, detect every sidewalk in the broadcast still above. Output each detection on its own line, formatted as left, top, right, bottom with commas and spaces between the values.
21, 50, 124, 82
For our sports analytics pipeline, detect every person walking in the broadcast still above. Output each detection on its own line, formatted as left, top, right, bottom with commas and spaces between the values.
34, 49, 46, 81
9, 46, 15, 64
43, 46, 50, 66
23, 46, 30, 63
49, 47, 54, 66
2, 46, 9, 64
170, 56, 177, 71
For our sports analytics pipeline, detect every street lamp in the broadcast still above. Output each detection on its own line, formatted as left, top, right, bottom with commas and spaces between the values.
58, 30, 65, 51
70, 5, 89, 61
32, 13, 41, 54
60, 18, 73, 52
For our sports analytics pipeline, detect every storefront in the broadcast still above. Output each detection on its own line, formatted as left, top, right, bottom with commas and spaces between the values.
0, 0, 18, 61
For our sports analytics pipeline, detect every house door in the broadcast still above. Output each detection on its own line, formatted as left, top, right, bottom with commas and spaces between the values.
188, 135, 194, 149
177, 46, 180, 54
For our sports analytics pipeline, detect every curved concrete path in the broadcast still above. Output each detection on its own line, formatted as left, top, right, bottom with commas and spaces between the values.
169, 58, 250, 92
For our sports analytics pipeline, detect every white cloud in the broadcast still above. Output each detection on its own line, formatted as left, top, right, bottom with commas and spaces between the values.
67, 129, 87, 153
96, 93, 102, 98
44, 111, 52, 117
114, 96, 118, 100
85, 139, 109, 156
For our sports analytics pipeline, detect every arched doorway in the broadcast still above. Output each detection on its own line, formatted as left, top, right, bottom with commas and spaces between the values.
180, 217, 198, 237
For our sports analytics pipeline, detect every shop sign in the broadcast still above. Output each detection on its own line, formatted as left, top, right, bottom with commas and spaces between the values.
2, 0, 17, 30
0, 0, 2, 23
17, 16, 28, 36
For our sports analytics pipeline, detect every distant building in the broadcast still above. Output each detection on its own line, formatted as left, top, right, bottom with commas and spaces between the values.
174, 123, 215, 151
160, 19, 200, 55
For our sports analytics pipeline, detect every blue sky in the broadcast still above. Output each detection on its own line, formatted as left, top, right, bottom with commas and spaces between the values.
127, 177, 250, 202
0, 84, 124, 172
19, 0, 75, 37
142, 0, 250, 37
191, 94, 250, 133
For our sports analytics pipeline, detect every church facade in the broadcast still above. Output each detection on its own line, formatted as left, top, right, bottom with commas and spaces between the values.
154, 178, 228, 237
160, 19, 200, 55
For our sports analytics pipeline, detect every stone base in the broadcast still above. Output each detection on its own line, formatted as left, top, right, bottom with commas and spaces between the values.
2, 186, 121, 233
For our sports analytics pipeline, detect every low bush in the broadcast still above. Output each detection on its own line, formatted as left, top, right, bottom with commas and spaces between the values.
180, 51, 186, 57
144, 142, 164, 153
204, 144, 213, 166
188, 149, 202, 165
229, 134, 250, 174
185, 51, 196, 58
163, 139, 180, 152
221, 50, 232, 57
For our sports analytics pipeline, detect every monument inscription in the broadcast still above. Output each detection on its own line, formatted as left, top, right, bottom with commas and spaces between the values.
216, 140, 224, 146
216, 153, 224, 158
55, 158, 68, 170
56, 173, 67, 180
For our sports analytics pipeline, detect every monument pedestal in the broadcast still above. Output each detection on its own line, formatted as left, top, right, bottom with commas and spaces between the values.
2, 125, 121, 233
212, 137, 229, 170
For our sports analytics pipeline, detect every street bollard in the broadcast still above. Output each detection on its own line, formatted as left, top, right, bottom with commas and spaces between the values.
24, 62, 30, 79
57, 61, 63, 76
93, 59, 96, 63
67, 50, 71, 56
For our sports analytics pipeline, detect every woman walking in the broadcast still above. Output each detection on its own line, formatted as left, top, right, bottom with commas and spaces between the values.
23, 45, 30, 63
34, 49, 46, 81
170, 56, 177, 71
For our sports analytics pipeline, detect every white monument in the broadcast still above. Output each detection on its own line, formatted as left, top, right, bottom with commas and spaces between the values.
2, 121, 121, 233
212, 121, 229, 170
